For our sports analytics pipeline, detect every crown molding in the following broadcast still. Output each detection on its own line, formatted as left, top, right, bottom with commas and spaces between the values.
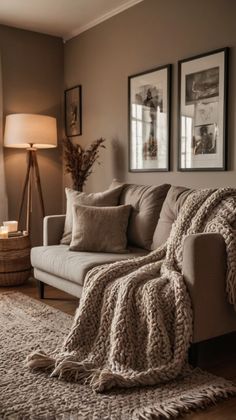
63, 0, 144, 42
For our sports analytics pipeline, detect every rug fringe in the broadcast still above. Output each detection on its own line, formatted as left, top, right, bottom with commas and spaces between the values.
26, 350, 56, 371
132, 381, 236, 419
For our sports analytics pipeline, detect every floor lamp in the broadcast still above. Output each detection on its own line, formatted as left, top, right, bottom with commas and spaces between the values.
4, 114, 57, 233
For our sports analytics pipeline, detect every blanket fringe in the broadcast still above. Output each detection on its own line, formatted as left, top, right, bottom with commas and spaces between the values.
90, 369, 133, 393
132, 382, 236, 419
51, 358, 97, 384
26, 351, 55, 371
42, 356, 141, 392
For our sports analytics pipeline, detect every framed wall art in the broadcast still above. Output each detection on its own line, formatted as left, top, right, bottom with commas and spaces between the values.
128, 65, 171, 172
178, 48, 228, 171
65, 85, 82, 137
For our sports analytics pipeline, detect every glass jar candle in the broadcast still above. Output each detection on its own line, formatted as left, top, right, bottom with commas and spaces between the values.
3, 221, 18, 233
0, 226, 8, 239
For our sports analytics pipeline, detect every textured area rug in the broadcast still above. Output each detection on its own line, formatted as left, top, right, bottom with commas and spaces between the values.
0, 292, 235, 420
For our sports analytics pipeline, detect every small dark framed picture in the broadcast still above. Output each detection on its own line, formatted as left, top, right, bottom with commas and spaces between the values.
178, 48, 228, 171
65, 85, 82, 137
128, 65, 171, 172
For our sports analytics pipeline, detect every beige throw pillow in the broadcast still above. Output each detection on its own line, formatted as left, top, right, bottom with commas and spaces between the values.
69, 204, 131, 253
61, 185, 124, 245
110, 180, 170, 250
151, 186, 194, 250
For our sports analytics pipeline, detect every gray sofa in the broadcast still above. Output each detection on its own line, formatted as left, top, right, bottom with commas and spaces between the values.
31, 183, 236, 346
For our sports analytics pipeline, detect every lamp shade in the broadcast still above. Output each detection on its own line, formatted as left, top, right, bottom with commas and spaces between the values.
4, 114, 57, 149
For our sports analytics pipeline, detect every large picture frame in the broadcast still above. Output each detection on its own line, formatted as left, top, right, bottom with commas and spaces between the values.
128, 65, 171, 172
65, 85, 82, 137
178, 48, 228, 171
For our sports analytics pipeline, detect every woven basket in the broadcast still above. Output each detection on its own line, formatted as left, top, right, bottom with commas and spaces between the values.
0, 235, 31, 286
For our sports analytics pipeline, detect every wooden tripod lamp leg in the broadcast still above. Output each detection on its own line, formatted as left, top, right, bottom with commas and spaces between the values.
26, 158, 33, 234
18, 148, 46, 235
18, 150, 33, 230
32, 150, 45, 218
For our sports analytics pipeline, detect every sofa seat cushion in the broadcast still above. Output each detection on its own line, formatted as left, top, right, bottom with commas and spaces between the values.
110, 180, 170, 250
31, 245, 148, 286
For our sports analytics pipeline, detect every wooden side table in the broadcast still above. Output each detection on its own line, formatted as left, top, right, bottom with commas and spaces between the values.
0, 235, 31, 286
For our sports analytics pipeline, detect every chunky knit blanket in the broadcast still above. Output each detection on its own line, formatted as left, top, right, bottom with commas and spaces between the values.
27, 188, 236, 393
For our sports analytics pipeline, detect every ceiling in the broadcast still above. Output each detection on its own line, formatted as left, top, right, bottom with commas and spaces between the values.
0, 0, 143, 41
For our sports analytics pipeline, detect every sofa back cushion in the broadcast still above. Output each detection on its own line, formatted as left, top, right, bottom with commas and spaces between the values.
151, 186, 193, 250
110, 180, 170, 250
69, 204, 131, 253
61, 185, 124, 245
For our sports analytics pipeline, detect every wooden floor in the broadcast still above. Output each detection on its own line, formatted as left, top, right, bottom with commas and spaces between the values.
1, 278, 236, 419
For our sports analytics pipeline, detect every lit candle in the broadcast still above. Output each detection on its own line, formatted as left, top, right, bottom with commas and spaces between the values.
0, 226, 8, 239
3, 221, 18, 233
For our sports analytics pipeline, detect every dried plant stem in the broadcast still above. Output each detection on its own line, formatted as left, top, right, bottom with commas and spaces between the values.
63, 137, 106, 191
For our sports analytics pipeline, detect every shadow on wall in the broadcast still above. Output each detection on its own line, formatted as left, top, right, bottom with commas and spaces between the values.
111, 137, 126, 182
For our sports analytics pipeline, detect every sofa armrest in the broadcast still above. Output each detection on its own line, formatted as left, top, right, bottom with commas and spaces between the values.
183, 233, 236, 343
43, 215, 66, 246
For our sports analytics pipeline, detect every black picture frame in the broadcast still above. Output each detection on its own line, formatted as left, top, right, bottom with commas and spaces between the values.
65, 85, 82, 137
178, 48, 228, 171
128, 64, 171, 172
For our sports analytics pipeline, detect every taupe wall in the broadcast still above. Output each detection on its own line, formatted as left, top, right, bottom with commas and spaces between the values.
64, 0, 236, 193
0, 25, 64, 245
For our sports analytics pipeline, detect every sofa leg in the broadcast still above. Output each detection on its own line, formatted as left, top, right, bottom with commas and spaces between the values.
38, 281, 45, 299
189, 343, 200, 367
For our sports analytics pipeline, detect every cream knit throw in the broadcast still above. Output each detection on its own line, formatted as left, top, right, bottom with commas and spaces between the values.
27, 188, 236, 393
